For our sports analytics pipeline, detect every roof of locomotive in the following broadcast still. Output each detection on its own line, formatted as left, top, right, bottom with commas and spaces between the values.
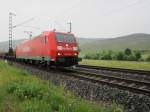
17, 31, 75, 46
32, 31, 74, 40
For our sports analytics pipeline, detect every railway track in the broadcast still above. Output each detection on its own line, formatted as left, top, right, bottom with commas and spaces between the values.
77, 65, 150, 76
76, 65, 150, 82
4, 58, 150, 96
64, 65, 150, 96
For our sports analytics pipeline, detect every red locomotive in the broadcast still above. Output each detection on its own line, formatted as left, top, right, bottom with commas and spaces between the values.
16, 31, 81, 66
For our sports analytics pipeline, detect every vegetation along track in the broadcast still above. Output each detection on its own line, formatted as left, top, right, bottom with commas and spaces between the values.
3, 58, 150, 96
65, 65, 150, 96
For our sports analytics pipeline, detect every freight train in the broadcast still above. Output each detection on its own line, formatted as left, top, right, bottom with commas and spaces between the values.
15, 31, 81, 66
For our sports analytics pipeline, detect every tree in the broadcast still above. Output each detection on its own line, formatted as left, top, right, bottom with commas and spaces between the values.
101, 53, 112, 60
146, 55, 150, 62
92, 53, 100, 60
134, 51, 141, 60
100, 51, 112, 60
116, 52, 124, 60
124, 48, 132, 56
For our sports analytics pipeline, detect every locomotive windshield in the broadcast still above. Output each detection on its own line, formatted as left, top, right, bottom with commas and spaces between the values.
56, 34, 76, 43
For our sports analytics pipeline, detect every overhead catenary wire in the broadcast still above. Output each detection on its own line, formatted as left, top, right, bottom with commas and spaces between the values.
13, 18, 34, 28
103, 0, 147, 16
48, 0, 86, 32
54, 20, 68, 32
53, 0, 146, 20
53, 0, 85, 19
19, 25, 41, 30
11, 0, 149, 42
49, 0, 148, 33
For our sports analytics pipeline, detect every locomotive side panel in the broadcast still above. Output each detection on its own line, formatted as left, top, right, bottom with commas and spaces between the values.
16, 36, 45, 60
33, 36, 43, 59
48, 32, 57, 61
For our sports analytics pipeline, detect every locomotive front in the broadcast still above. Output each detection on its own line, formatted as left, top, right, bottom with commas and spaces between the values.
55, 32, 80, 66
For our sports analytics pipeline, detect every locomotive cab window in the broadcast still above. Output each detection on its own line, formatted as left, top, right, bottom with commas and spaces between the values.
65, 35, 75, 43
56, 34, 75, 43
56, 34, 64, 42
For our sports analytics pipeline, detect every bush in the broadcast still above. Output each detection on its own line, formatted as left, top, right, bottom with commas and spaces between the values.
23, 100, 52, 112
84, 53, 100, 60
7, 81, 48, 101
139, 58, 144, 61
134, 51, 141, 60
146, 55, 150, 62
83, 49, 144, 62
92, 53, 100, 60
100, 51, 112, 60
101, 54, 112, 60
84, 53, 93, 59
126, 55, 137, 61
116, 52, 125, 60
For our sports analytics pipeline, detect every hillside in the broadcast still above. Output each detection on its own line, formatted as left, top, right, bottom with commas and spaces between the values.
0, 33, 150, 54
79, 33, 150, 54
0, 39, 25, 52
77, 38, 106, 45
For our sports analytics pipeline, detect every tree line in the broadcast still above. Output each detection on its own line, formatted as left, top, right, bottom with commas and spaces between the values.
84, 48, 150, 62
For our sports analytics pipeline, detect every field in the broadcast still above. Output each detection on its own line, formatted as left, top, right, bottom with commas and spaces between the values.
80, 59, 150, 71
0, 60, 122, 112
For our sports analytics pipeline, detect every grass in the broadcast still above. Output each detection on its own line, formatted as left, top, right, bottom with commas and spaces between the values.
0, 60, 123, 112
80, 59, 150, 71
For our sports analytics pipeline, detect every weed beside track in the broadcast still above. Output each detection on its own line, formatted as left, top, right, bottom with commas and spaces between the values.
0, 60, 122, 112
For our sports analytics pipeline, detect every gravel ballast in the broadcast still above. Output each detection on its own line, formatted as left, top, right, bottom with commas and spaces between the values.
12, 62, 150, 112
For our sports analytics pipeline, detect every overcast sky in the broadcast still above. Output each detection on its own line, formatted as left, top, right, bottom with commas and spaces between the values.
0, 0, 150, 42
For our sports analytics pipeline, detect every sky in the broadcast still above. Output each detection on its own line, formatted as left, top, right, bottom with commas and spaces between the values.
0, 0, 150, 42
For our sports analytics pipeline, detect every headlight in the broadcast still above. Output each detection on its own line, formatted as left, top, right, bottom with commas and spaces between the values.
57, 46, 63, 50
74, 53, 78, 56
73, 47, 78, 51
57, 53, 61, 56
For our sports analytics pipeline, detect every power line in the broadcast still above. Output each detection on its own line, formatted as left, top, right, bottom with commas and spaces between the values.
50, 0, 144, 33
54, 0, 84, 19
54, 21, 68, 32
13, 18, 34, 28
47, 0, 84, 32
103, 0, 148, 16
18, 25, 41, 30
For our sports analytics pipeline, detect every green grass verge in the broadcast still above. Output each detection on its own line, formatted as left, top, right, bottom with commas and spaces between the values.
80, 59, 150, 71
0, 60, 123, 112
